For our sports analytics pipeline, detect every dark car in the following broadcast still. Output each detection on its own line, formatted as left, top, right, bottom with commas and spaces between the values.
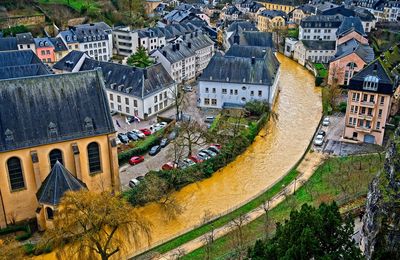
127, 131, 139, 141
198, 152, 210, 161
117, 133, 129, 144
160, 138, 169, 148
149, 145, 161, 156
208, 146, 220, 154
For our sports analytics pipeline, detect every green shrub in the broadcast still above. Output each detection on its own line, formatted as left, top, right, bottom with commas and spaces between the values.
24, 243, 36, 255
16, 231, 32, 241
0, 224, 28, 235
2, 25, 29, 37
339, 102, 347, 113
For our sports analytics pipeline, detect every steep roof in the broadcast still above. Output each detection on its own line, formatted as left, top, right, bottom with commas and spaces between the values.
53, 50, 86, 71
225, 45, 273, 59
231, 31, 274, 48
0, 37, 18, 51
333, 39, 374, 63
36, 161, 86, 206
0, 50, 52, 80
226, 20, 258, 32
16, 32, 34, 44
295, 4, 317, 14
302, 40, 336, 50
300, 14, 343, 28
34, 37, 54, 48
349, 59, 394, 94
336, 16, 365, 36
258, 0, 307, 6
0, 70, 115, 152
200, 52, 280, 85
259, 10, 288, 19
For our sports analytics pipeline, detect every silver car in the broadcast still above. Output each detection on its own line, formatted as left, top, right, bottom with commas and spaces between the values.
314, 134, 324, 146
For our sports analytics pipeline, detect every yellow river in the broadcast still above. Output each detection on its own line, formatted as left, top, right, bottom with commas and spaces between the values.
35, 54, 322, 259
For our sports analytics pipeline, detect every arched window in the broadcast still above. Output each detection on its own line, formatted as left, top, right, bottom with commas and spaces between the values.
87, 142, 101, 173
46, 207, 54, 220
7, 157, 25, 191
49, 149, 63, 168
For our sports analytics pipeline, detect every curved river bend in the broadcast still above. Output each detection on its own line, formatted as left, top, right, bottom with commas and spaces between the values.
129, 54, 322, 255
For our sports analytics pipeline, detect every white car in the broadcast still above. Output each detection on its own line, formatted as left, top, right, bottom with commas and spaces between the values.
129, 178, 140, 188
314, 134, 325, 146
322, 117, 330, 126
132, 129, 145, 138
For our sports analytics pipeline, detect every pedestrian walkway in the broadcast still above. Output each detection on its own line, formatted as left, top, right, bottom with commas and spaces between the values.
155, 152, 326, 259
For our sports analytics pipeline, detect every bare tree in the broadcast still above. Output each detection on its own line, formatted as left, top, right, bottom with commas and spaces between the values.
168, 84, 188, 121
262, 199, 272, 239
175, 120, 207, 156
228, 213, 250, 254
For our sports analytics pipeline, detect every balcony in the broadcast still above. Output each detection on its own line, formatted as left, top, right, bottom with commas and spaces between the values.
357, 113, 374, 121
360, 100, 375, 107
355, 125, 372, 133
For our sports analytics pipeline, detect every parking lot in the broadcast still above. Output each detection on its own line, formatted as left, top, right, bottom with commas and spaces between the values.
313, 113, 384, 156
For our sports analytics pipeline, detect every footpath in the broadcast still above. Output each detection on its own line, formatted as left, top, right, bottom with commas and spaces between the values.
154, 151, 326, 259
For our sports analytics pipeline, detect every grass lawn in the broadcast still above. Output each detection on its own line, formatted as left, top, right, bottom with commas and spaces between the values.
38, 0, 100, 12
314, 63, 328, 78
183, 153, 383, 259
288, 28, 299, 39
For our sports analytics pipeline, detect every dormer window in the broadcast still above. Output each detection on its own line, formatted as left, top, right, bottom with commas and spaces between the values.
84, 117, 94, 132
48, 122, 58, 138
363, 75, 379, 91
5, 129, 14, 143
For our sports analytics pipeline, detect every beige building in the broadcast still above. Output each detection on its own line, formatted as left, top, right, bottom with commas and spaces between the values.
0, 70, 120, 230
257, 10, 287, 31
344, 60, 395, 145
257, 0, 299, 13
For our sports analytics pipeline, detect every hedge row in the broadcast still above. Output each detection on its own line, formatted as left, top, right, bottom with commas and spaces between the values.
124, 113, 269, 206
0, 223, 32, 241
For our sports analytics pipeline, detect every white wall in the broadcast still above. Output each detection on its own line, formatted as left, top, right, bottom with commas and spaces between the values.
299, 27, 338, 40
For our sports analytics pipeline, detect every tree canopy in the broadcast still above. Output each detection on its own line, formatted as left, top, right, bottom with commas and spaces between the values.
39, 190, 151, 260
127, 46, 154, 68
248, 202, 362, 260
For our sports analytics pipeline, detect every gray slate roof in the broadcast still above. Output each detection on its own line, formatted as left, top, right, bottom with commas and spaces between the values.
0, 37, 17, 51
225, 45, 274, 59
302, 40, 336, 50
259, 10, 288, 19
230, 31, 274, 48
36, 161, 86, 206
53, 50, 86, 71
0, 70, 115, 152
336, 16, 365, 36
226, 21, 258, 32
200, 52, 280, 86
0, 50, 52, 80
16, 32, 34, 44
258, 0, 307, 6
333, 39, 374, 63
60, 22, 111, 44
295, 4, 317, 14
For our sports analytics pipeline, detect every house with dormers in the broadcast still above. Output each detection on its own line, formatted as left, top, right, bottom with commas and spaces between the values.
0, 70, 120, 230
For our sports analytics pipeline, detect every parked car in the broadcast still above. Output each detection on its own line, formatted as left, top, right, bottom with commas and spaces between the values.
129, 156, 144, 165
160, 138, 169, 148
132, 129, 145, 139
140, 128, 152, 136
183, 158, 196, 167
183, 85, 193, 92
208, 146, 220, 154
151, 123, 164, 133
149, 145, 161, 156
314, 134, 325, 146
188, 155, 202, 163
201, 149, 217, 157
322, 117, 330, 126
162, 161, 177, 170
168, 128, 179, 140
204, 116, 215, 123
117, 133, 129, 144
318, 130, 326, 137
159, 122, 168, 128
136, 176, 145, 182
116, 138, 122, 146
178, 160, 189, 169
126, 131, 139, 141
129, 178, 140, 188
198, 152, 210, 160
211, 143, 222, 150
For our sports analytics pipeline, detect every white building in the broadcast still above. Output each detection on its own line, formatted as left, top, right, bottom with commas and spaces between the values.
58, 22, 113, 61
299, 15, 343, 41
16, 32, 36, 53
151, 33, 214, 83
198, 47, 280, 109
293, 40, 336, 65
53, 51, 176, 120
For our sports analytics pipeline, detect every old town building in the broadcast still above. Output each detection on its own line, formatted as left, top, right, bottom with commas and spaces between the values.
0, 70, 120, 229
257, 10, 288, 32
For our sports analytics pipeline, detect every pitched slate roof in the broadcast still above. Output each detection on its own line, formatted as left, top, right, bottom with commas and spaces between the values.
0, 50, 52, 80
336, 16, 365, 36
333, 39, 374, 63
200, 52, 280, 85
230, 31, 274, 48
349, 59, 394, 94
34, 37, 54, 48
53, 50, 87, 71
322, 5, 375, 21
259, 10, 288, 19
0, 37, 18, 51
16, 32, 34, 44
60, 22, 111, 44
295, 4, 317, 14
300, 14, 343, 28
49, 37, 68, 52
302, 40, 336, 50
36, 161, 86, 206
225, 45, 273, 59
258, 0, 306, 6
79, 59, 174, 98
0, 70, 115, 152
226, 20, 258, 32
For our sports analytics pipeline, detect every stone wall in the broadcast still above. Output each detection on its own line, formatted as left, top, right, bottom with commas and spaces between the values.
0, 14, 45, 28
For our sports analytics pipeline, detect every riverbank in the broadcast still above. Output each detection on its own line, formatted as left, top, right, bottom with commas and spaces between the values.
183, 153, 383, 259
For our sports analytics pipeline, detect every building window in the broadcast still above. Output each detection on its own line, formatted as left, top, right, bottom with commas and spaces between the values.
118, 105, 122, 111
212, 88, 216, 93
110, 103, 114, 109
211, 99, 217, 106
380, 96, 385, 105
370, 95, 375, 103
154, 96, 158, 103
134, 100, 138, 107
376, 121, 381, 129
124, 97, 129, 105
41, 50, 45, 55
164, 91, 167, 99
250, 91, 254, 96
258, 90, 262, 97
148, 107, 152, 114
378, 109, 383, 118
49, 149, 63, 168
222, 89, 227, 94
204, 98, 210, 105
117, 95, 121, 103
234, 89, 238, 95
164, 100, 168, 107
109, 93, 113, 101
87, 142, 101, 173
46, 207, 54, 220
7, 157, 25, 191
205, 87, 209, 93
126, 107, 130, 114
159, 93, 162, 100
154, 104, 159, 112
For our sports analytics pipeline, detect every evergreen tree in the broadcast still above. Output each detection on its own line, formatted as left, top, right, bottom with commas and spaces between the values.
248, 202, 362, 260
127, 46, 154, 68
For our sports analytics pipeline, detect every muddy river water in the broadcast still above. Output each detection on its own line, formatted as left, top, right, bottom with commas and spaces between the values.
128, 54, 322, 256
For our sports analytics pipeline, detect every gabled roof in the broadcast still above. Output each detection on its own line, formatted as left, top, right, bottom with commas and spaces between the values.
0, 70, 115, 152
336, 16, 365, 36
333, 39, 374, 63
349, 59, 394, 94
53, 50, 87, 71
258, 0, 307, 6
0, 50, 52, 80
200, 52, 279, 85
226, 21, 258, 32
300, 14, 343, 28
295, 4, 317, 14
302, 40, 336, 50
16, 32, 34, 44
36, 161, 86, 206
225, 45, 273, 59
259, 10, 288, 19
49, 37, 68, 52
230, 31, 274, 48
34, 37, 54, 48
0, 37, 18, 51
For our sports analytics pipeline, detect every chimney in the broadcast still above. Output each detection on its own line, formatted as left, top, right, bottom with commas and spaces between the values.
251, 56, 255, 65
188, 42, 192, 48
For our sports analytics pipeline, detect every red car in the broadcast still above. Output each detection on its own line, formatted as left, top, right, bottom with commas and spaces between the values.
129, 156, 144, 165
162, 162, 177, 170
188, 155, 203, 163
140, 128, 152, 136
211, 143, 221, 150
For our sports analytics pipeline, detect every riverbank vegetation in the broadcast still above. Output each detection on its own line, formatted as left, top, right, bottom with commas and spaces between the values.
183, 153, 383, 259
